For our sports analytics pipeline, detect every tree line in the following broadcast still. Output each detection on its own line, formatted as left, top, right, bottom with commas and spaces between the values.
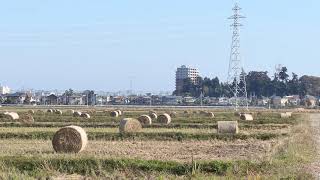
174, 66, 319, 98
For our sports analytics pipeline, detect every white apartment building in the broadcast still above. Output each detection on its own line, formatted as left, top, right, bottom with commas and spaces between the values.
0, 85, 11, 95
175, 65, 200, 95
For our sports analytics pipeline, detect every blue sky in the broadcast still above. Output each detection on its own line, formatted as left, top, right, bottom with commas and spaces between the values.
0, 1, 319, 92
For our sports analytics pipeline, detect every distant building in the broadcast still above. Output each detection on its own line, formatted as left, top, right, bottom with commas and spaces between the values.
183, 96, 196, 105
68, 95, 83, 105
162, 96, 182, 105
0, 85, 10, 95
83, 90, 96, 106
271, 96, 289, 108
285, 95, 301, 106
43, 94, 59, 105
175, 65, 200, 95
303, 95, 317, 108
5, 92, 26, 104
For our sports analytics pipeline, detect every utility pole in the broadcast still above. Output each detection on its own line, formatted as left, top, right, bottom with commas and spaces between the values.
227, 2, 249, 111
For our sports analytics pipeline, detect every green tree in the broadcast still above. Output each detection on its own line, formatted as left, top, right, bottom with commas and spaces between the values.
246, 71, 271, 97
279, 67, 289, 82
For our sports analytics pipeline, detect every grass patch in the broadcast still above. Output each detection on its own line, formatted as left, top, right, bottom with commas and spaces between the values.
0, 156, 270, 178
0, 130, 286, 141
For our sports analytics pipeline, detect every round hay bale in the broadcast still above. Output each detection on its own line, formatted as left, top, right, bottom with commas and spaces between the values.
149, 111, 156, 114
206, 112, 215, 118
280, 112, 292, 118
47, 109, 53, 113
73, 111, 82, 117
52, 126, 88, 153
0, 113, 6, 118
138, 115, 152, 125
119, 118, 142, 134
117, 110, 122, 116
80, 113, 91, 119
4, 112, 19, 120
28, 110, 35, 114
158, 113, 171, 124
149, 112, 158, 120
20, 113, 34, 124
218, 121, 239, 134
286, 112, 292, 116
240, 114, 254, 121
55, 110, 63, 115
110, 111, 119, 117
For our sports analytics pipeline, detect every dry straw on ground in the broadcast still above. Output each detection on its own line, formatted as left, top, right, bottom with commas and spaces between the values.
67, 110, 75, 115
36, 110, 44, 115
158, 113, 172, 124
170, 112, 177, 118
52, 125, 88, 153
110, 111, 119, 117
85, 110, 96, 115
200, 111, 208, 115
218, 121, 239, 134
240, 114, 254, 121
119, 118, 142, 134
138, 115, 152, 125
206, 112, 215, 118
80, 113, 91, 119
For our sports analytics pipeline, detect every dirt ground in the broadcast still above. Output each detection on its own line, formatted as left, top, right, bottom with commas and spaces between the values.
0, 138, 278, 163
307, 114, 320, 179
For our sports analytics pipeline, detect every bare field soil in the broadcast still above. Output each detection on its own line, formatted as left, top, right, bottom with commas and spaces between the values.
0, 126, 291, 135
306, 114, 320, 177
0, 138, 278, 163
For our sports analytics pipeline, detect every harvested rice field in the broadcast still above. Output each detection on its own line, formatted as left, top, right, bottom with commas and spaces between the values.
0, 107, 317, 179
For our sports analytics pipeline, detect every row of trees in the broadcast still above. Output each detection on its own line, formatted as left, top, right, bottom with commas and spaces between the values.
174, 66, 318, 98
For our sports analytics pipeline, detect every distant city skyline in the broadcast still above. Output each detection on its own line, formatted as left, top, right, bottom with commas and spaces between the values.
0, 1, 319, 91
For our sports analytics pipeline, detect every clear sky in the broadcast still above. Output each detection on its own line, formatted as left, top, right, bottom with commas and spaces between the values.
0, 0, 319, 92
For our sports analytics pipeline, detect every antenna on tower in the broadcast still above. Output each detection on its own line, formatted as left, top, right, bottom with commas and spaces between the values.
227, 2, 248, 111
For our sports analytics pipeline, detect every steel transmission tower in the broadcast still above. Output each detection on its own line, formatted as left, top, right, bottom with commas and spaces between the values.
227, 2, 248, 111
